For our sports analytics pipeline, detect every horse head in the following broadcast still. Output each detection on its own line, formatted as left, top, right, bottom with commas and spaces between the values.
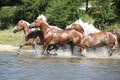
13, 20, 30, 33
66, 23, 84, 34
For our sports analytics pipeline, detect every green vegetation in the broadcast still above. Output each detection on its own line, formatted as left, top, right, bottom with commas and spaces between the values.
0, 28, 24, 46
0, 0, 120, 30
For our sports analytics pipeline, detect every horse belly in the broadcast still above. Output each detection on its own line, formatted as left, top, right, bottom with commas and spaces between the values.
54, 33, 71, 42
89, 37, 106, 47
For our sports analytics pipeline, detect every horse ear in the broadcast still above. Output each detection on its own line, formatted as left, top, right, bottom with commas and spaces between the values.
20, 20, 24, 23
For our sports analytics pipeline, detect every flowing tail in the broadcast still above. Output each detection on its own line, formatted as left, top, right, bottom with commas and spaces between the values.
113, 34, 119, 49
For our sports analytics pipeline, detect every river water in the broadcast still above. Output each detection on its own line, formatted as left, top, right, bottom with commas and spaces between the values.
0, 51, 120, 80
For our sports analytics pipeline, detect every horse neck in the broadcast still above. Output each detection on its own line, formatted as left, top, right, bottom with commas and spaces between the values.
40, 21, 51, 34
23, 25, 31, 36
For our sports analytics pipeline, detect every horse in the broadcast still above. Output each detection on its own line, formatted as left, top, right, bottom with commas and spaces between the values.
80, 31, 117, 56
13, 20, 44, 54
29, 14, 83, 55
65, 23, 85, 54
107, 30, 120, 47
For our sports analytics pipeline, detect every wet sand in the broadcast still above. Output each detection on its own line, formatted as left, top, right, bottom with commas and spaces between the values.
0, 44, 34, 52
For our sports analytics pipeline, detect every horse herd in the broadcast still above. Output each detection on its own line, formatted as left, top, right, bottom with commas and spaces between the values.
13, 14, 120, 57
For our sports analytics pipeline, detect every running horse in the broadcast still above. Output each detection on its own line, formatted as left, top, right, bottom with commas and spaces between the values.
29, 14, 83, 55
65, 23, 85, 53
13, 20, 44, 54
80, 31, 117, 56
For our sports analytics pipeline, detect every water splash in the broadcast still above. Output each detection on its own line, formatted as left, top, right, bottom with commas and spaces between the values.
33, 43, 120, 59
34, 42, 42, 57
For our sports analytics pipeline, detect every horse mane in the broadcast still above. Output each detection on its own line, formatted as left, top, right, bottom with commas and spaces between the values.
66, 19, 100, 35
19, 20, 30, 27
37, 14, 47, 22
37, 14, 62, 30
49, 25, 62, 30
20, 20, 36, 31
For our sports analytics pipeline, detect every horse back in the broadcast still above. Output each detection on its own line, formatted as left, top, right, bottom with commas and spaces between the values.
81, 31, 116, 47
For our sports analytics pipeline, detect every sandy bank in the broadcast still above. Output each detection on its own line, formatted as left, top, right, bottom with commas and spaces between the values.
0, 44, 34, 52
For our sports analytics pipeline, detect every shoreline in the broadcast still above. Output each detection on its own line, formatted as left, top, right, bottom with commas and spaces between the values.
0, 44, 34, 52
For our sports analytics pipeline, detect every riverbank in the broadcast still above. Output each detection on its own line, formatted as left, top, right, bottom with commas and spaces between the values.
0, 44, 34, 52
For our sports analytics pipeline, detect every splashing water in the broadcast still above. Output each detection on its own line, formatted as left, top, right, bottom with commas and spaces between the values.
33, 43, 120, 59
33, 42, 43, 57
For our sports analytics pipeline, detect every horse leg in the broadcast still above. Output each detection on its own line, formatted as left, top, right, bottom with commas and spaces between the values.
41, 42, 48, 55
108, 43, 114, 56
79, 46, 86, 57
108, 47, 112, 56
70, 43, 74, 54
17, 43, 26, 55
46, 44, 58, 55
17, 39, 34, 55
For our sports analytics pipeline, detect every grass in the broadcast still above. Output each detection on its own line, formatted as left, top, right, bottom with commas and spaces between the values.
0, 28, 36, 49
0, 28, 25, 46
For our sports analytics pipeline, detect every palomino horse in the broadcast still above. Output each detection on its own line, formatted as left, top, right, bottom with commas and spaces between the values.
65, 23, 85, 53
107, 30, 120, 47
29, 14, 83, 55
80, 31, 117, 56
13, 20, 44, 54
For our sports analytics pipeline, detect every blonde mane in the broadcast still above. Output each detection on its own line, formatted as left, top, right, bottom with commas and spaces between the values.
37, 14, 47, 21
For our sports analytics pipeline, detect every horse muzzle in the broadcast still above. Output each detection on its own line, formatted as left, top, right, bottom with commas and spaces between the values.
13, 29, 19, 33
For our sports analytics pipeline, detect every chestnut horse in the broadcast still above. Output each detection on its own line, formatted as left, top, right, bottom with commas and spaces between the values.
65, 23, 85, 53
80, 31, 117, 56
29, 14, 83, 55
13, 20, 44, 53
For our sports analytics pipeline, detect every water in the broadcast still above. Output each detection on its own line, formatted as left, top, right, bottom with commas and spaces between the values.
0, 51, 120, 80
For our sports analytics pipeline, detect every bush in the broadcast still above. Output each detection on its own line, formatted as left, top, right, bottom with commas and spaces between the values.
0, 6, 16, 30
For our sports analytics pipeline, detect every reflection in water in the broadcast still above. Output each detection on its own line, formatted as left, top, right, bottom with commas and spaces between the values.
0, 52, 120, 80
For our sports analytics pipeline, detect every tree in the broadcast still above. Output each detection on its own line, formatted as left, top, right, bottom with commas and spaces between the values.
88, 0, 117, 29
0, 0, 22, 29
45, 0, 84, 29
13, 0, 50, 24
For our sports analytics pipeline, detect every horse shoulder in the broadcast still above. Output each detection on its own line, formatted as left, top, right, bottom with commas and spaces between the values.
81, 36, 90, 47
